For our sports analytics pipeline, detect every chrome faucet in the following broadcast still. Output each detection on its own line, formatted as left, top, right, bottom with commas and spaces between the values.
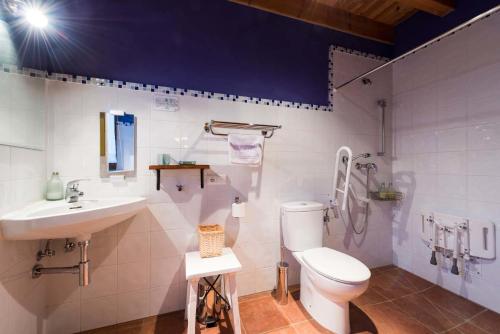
65, 179, 88, 203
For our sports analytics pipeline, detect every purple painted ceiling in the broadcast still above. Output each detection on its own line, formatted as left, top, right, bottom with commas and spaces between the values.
2, 0, 500, 106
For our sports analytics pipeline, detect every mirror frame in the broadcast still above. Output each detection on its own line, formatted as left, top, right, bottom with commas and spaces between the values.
99, 112, 137, 178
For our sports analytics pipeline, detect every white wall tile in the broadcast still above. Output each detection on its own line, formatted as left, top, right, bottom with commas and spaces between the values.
117, 232, 149, 264
437, 127, 467, 152
150, 256, 183, 288
0, 47, 396, 333
81, 295, 117, 331
467, 175, 500, 204
392, 13, 500, 313
149, 283, 181, 315
413, 131, 438, 153
81, 265, 117, 300
0, 146, 10, 181
467, 124, 500, 151
45, 302, 80, 334
117, 290, 149, 323
438, 151, 466, 175
117, 261, 150, 293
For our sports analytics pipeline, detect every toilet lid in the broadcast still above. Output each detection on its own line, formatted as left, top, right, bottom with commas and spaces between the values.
302, 247, 371, 284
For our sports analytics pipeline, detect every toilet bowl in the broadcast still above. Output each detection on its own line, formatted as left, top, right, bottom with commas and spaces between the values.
281, 201, 371, 334
293, 248, 370, 334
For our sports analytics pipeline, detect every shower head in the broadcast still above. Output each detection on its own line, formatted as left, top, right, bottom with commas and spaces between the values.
342, 152, 371, 165
352, 153, 371, 161
361, 78, 372, 86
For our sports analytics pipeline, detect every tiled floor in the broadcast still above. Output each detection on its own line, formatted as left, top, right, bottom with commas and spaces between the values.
80, 266, 500, 334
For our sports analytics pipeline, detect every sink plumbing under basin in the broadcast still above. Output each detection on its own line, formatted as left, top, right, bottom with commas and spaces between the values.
0, 197, 146, 286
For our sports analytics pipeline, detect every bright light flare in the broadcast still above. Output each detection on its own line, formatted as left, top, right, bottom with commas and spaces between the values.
24, 6, 48, 29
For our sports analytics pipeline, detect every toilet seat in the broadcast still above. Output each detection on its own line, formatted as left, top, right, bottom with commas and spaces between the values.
302, 247, 371, 285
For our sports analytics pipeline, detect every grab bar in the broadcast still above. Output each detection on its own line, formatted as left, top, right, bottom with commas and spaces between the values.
332, 146, 352, 211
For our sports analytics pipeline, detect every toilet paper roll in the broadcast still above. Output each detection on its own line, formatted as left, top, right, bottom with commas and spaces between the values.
232, 202, 246, 218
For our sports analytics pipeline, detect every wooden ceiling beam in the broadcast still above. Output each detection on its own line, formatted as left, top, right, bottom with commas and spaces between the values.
397, 0, 454, 16
230, 0, 394, 44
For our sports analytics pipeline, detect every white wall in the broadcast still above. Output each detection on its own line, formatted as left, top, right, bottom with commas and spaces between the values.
0, 73, 47, 333
37, 49, 393, 333
0, 71, 46, 149
392, 12, 500, 312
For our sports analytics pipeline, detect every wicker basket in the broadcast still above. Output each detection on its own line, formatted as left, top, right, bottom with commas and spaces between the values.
198, 224, 225, 258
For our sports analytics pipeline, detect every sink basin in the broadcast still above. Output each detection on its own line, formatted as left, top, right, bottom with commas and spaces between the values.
0, 197, 146, 241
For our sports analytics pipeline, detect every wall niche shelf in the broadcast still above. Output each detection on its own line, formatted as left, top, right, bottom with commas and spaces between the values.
149, 165, 210, 191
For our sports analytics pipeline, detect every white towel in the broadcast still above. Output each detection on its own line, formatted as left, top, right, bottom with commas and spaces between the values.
228, 134, 264, 166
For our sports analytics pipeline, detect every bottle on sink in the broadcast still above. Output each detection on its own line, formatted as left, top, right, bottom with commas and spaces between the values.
46, 172, 64, 201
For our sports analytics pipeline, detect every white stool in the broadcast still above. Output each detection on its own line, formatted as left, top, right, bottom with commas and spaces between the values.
185, 247, 242, 334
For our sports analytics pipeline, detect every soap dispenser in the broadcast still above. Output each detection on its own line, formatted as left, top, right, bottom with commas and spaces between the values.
46, 172, 64, 201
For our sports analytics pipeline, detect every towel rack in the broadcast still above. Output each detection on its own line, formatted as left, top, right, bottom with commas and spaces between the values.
204, 120, 282, 138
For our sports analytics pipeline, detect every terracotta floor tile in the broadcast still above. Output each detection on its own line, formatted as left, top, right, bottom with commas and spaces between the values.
239, 290, 272, 303
274, 291, 311, 323
265, 326, 298, 334
349, 303, 378, 334
239, 296, 290, 334
420, 286, 485, 319
352, 284, 388, 306
144, 311, 187, 334
444, 322, 489, 334
383, 268, 434, 292
361, 302, 433, 334
469, 310, 500, 333
371, 265, 397, 274
369, 271, 416, 300
392, 292, 464, 332
79, 275, 497, 334
292, 320, 333, 334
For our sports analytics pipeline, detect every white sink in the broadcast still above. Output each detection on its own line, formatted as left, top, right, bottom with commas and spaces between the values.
0, 197, 146, 241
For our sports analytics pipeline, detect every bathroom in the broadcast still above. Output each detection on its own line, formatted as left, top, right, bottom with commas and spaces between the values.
0, 0, 499, 333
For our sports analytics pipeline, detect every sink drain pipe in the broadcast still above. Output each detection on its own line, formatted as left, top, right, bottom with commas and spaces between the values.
32, 240, 90, 286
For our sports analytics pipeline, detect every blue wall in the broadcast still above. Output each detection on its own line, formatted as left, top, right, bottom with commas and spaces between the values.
6, 0, 500, 105
395, 0, 500, 55
7, 0, 391, 106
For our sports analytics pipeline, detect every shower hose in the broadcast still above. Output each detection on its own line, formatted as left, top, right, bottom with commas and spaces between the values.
340, 167, 370, 235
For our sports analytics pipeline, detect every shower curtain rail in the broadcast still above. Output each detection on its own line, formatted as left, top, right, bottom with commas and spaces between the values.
334, 4, 500, 91
204, 120, 282, 138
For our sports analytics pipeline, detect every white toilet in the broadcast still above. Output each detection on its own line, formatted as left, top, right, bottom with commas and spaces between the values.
281, 201, 371, 334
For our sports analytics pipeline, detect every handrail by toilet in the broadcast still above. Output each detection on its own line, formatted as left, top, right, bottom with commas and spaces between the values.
332, 146, 352, 211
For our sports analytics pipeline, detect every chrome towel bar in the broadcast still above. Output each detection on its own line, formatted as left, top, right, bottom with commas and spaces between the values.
204, 120, 282, 138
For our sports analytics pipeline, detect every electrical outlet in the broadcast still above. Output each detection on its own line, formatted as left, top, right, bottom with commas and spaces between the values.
206, 173, 227, 185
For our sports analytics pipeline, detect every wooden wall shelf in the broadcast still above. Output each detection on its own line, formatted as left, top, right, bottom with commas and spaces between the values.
149, 165, 210, 191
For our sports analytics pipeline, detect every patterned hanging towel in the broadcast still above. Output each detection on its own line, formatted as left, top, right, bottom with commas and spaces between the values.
227, 133, 264, 166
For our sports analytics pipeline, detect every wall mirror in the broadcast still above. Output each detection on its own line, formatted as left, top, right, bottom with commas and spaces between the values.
100, 111, 137, 177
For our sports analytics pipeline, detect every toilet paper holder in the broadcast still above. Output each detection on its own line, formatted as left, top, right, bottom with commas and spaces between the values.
232, 197, 246, 218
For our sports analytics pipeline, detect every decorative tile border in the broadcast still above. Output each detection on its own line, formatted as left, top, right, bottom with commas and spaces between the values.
1, 45, 387, 113
331, 45, 390, 62
328, 46, 390, 109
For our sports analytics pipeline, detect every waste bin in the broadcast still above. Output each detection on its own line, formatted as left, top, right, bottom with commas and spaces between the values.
274, 261, 289, 305
196, 276, 223, 327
